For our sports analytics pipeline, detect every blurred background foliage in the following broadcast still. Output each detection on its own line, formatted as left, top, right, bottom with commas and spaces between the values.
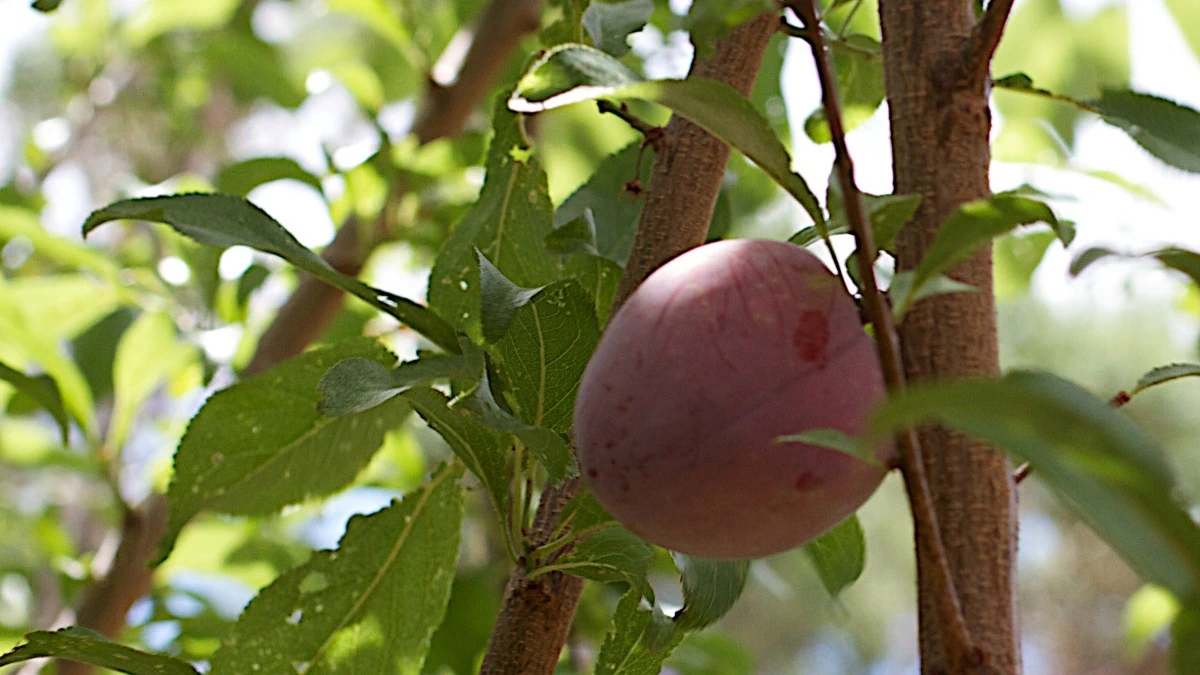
0, 0, 1198, 673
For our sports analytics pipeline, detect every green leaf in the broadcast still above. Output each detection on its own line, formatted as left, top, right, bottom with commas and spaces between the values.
994, 230, 1056, 301
0, 206, 121, 282
1153, 248, 1200, 287
774, 428, 883, 468
1165, 0, 1200, 62
888, 271, 977, 317
122, 0, 239, 45
1131, 364, 1200, 397
401, 387, 511, 519
802, 515, 866, 597
869, 370, 1200, 602
803, 37, 884, 143
799, 191, 921, 251
465, 367, 573, 481
894, 195, 1058, 317
494, 280, 600, 433
560, 252, 623, 325
1069, 246, 1116, 276
1172, 605, 1200, 674
549, 527, 654, 593
0, 627, 198, 674
554, 143, 647, 265
83, 193, 458, 352
583, 0, 653, 57
158, 339, 407, 564
216, 158, 324, 197
109, 311, 196, 449
477, 250, 546, 344
31, 0, 63, 11
0, 361, 70, 444
317, 354, 475, 416
428, 99, 559, 340
682, 0, 772, 56
1092, 91, 1200, 174
1123, 584, 1179, 661
672, 556, 750, 632
210, 462, 464, 675
545, 210, 600, 256
509, 44, 825, 228
595, 590, 685, 675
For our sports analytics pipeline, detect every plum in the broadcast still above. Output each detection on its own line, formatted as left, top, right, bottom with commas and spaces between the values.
573, 239, 894, 559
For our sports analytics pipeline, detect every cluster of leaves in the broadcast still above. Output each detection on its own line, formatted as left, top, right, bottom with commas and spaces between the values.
4, 0, 1200, 673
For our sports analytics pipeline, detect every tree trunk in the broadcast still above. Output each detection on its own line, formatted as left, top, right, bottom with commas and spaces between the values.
878, 1, 1021, 673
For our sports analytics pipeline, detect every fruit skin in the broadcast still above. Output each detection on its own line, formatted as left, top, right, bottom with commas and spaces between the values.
573, 239, 894, 559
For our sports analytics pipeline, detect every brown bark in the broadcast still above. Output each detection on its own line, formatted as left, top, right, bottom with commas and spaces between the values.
478, 14, 780, 675
59, 1, 543, 669
878, 1, 1020, 673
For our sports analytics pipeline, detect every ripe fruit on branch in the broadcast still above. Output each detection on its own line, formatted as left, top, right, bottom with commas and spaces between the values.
573, 239, 894, 559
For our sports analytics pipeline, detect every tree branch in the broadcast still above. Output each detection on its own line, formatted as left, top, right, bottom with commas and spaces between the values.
478, 14, 781, 675
784, 0, 978, 666
965, 0, 1016, 83
57, 0, 543, 669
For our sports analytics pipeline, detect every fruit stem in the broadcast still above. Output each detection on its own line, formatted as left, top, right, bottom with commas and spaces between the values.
784, 0, 979, 666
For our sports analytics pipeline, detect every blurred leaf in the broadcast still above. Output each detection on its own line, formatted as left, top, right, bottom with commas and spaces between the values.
0, 627, 198, 674
1164, 0, 1200, 62
994, 230, 1056, 301
493, 280, 600, 433
803, 190, 921, 251
328, 0, 425, 67
1153, 248, 1200, 287
1123, 584, 1179, 661
109, 311, 196, 449
423, 571, 501, 675
210, 463, 464, 675
0, 206, 120, 281
666, 632, 754, 675
804, 38, 884, 142
84, 193, 458, 352
0, 361, 69, 444
801, 515, 866, 596
477, 250, 546, 343
1131, 363, 1200, 397
1093, 91, 1200, 174
428, 99, 559, 340
550, 527, 654, 594
216, 158, 324, 197
595, 590, 684, 675
122, 0, 240, 45
870, 370, 1200, 602
554, 143, 646, 265
466, 366, 573, 481
402, 387, 511, 519
682, 0, 772, 57
204, 34, 307, 108
1069, 246, 1116, 276
317, 354, 475, 416
672, 556, 750, 631
583, 0, 653, 57
774, 428, 882, 468
893, 195, 1057, 317
510, 44, 825, 227
31, 0, 63, 11
1172, 605, 1200, 674
158, 340, 406, 564
888, 272, 976, 316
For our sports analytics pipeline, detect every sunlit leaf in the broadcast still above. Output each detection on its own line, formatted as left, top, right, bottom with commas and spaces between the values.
83, 193, 458, 351
1122, 584, 1179, 661
994, 230, 1056, 300
672, 555, 750, 631
804, 36, 884, 143
1164, 0, 1200, 62
216, 158, 324, 197
870, 370, 1200, 602
428, 99, 559, 340
0, 206, 120, 281
0, 627, 198, 674
0, 361, 69, 444
122, 0, 239, 45
802, 515, 866, 597
158, 339, 407, 564
109, 311, 196, 449
210, 462, 464, 675
509, 44, 824, 227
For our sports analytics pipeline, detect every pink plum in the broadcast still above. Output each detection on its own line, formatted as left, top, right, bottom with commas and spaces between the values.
573, 239, 894, 559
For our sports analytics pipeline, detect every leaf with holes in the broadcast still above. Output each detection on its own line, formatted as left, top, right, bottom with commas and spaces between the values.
210, 462, 464, 675
157, 339, 406, 564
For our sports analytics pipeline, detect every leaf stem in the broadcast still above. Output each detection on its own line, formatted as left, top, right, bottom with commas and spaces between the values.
785, 0, 978, 665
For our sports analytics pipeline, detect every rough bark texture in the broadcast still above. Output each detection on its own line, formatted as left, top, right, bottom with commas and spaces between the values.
479, 14, 779, 674
878, 1, 1020, 673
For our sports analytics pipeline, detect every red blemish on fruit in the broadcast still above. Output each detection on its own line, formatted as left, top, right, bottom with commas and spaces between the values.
587, 469, 599, 478
792, 310, 829, 363
794, 472, 822, 491
604, 440, 615, 449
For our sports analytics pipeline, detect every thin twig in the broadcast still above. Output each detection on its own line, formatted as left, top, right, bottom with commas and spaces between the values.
965, 0, 1016, 83
597, 100, 662, 138
785, 0, 978, 665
